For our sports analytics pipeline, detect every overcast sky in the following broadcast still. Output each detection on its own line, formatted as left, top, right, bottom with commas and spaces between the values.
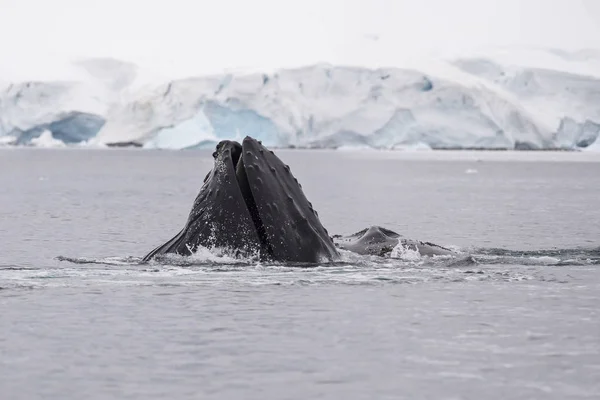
2, 0, 599, 76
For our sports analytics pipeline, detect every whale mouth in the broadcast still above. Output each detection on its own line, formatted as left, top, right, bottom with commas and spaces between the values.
142, 136, 339, 263
229, 142, 274, 258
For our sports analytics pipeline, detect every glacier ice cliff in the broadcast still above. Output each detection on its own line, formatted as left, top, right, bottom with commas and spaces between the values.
12, 112, 106, 145
1, 50, 600, 150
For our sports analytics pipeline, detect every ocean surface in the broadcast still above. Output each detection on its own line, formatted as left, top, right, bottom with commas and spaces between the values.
1, 147, 599, 400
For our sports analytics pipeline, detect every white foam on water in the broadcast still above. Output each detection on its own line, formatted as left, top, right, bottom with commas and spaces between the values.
390, 240, 423, 262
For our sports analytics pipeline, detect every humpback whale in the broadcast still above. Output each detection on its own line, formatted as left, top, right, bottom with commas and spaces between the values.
143, 136, 454, 263
143, 137, 339, 263
333, 226, 454, 257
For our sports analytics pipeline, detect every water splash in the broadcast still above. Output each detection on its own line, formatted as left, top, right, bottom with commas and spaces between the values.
390, 241, 423, 262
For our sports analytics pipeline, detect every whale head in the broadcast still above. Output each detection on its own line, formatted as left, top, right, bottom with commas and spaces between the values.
143, 136, 340, 263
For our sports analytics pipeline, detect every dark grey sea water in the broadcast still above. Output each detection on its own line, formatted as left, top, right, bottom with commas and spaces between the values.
1, 148, 599, 400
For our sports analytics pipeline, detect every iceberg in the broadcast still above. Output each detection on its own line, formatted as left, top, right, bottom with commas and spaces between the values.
453, 52, 600, 149
30, 130, 66, 148
203, 101, 284, 147
143, 109, 214, 150
584, 139, 600, 152
13, 112, 105, 145
93, 64, 555, 150
1, 50, 600, 150
555, 118, 600, 149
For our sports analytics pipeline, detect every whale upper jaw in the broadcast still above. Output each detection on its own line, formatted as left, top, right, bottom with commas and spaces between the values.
142, 136, 340, 263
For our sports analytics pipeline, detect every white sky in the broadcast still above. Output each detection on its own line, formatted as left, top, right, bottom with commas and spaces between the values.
1, 0, 599, 77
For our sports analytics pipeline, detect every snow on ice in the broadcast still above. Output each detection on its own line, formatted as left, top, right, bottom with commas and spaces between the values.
1, 50, 600, 151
